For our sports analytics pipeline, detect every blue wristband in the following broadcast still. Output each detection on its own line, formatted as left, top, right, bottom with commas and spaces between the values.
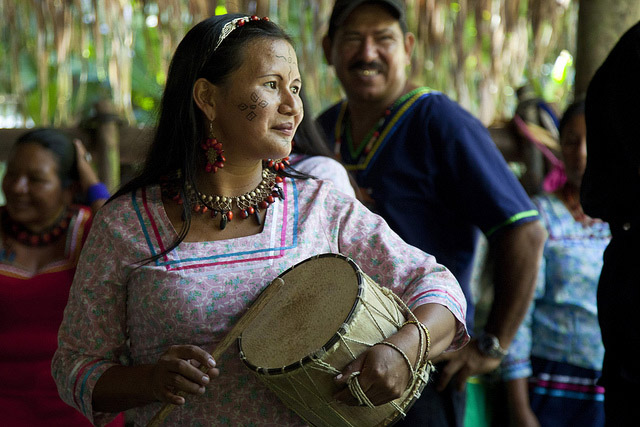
87, 182, 110, 204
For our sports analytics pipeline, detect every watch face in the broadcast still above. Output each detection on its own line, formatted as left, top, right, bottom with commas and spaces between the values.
478, 333, 505, 358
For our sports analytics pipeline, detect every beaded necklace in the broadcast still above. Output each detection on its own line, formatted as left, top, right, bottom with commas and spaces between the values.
1, 206, 73, 247
162, 168, 285, 230
559, 185, 600, 227
333, 89, 419, 160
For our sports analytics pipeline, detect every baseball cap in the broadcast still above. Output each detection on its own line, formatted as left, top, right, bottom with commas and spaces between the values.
327, 0, 407, 39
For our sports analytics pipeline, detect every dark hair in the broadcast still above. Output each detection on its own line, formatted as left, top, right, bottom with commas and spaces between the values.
292, 89, 333, 158
110, 14, 295, 260
14, 128, 78, 188
558, 99, 585, 138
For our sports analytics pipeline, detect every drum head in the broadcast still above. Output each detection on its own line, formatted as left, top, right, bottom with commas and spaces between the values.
240, 254, 360, 370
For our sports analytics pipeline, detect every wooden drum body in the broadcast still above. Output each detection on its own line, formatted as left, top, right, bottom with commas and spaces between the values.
238, 254, 428, 426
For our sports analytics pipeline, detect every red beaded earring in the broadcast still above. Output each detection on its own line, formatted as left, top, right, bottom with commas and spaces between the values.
202, 121, 225, 173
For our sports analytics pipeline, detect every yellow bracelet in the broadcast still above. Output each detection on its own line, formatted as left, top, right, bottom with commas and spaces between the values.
402, 320, 431, 359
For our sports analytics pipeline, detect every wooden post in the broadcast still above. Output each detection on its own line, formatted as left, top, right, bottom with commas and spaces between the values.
93, 99, 121, 191
574, 0, 640, 97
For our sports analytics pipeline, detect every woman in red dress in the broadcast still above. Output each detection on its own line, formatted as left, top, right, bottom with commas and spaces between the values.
0, 129, 122, 426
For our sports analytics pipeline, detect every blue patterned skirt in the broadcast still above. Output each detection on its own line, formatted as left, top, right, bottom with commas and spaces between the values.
528, 356, 605, 427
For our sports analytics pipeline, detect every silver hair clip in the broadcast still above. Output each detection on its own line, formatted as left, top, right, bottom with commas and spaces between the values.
213, 15, 269, 51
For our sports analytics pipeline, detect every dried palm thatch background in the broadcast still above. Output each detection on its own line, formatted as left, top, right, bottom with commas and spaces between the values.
0, 0, 577, 128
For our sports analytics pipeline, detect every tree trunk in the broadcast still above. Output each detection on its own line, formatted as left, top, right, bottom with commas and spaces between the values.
575, 0, 640, 97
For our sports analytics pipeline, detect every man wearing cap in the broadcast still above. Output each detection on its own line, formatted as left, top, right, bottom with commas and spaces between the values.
318, 1, 547, 425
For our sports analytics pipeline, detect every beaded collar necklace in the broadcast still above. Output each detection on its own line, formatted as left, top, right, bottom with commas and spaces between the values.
333, 89, 418, 160
1, 206, 73, 247
560, 185, 600, 227
163, 168, 285, 231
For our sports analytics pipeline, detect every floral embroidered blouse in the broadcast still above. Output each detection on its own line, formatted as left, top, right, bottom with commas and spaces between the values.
501, 193, 611, 380
52, 177, 468, 426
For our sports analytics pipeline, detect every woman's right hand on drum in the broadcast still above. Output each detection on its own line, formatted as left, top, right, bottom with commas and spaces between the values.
150, 345, 220, 405
332, 341, 412, 406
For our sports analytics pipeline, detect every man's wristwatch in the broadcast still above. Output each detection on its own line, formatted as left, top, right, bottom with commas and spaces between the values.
476, 332, 508, 359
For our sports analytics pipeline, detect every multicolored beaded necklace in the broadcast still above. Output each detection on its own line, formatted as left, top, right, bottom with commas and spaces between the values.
333, 89, 421, 161
1, 206, 73, 247
162, 167, 286, 231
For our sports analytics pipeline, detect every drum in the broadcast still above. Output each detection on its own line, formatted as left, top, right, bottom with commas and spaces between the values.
238, 253, 431, 426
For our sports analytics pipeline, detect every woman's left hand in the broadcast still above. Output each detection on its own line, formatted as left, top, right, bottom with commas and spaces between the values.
332, 342, 412, 406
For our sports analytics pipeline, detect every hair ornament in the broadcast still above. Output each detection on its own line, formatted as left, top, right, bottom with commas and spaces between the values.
213, 15, 270, 51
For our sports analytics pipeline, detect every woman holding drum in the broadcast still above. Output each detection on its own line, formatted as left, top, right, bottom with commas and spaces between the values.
52, 14, 469, 426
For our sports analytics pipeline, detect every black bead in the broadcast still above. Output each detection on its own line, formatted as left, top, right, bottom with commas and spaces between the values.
254, 209, 262, 225
276, 186, 285, 200
220, 213, 228, 230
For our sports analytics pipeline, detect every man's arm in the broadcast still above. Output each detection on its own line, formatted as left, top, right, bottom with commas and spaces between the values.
436, 220, 546, 390
484, 220, 546, 351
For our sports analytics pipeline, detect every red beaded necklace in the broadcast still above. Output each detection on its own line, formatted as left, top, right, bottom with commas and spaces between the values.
1, 207, 73, 247
162, 166, 286, 231
560, 185, 599, 227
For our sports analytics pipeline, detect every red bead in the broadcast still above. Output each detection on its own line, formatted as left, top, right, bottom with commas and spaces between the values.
42, 233, 51, 243
201, 206, 208, 213
205, 164, 213, 173
213, 142, 222, 151
194, 204, 201, 212
214, 161, 225, 168
251, 15, 259, 20
52, 228, 62, 236
267, 195, 275, 203
220, 155, 226, 162
373, 131, 380, 137
227, 211, 233, 221
30, 235, 39, 245
237, 20, 245, 26
267, 160, 274, 167
259, 200, 269, 209
275, 176, 283, 183
263, 16, 269, 21
240, 210, 249, 219
248, 206, 255, 214
385, 109, 391, 116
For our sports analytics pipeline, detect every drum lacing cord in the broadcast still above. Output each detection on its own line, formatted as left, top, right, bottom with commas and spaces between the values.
347, 371, 375, 408
385, 287, 435, 392
346, 371, 406, 415
256, 370, 358, 427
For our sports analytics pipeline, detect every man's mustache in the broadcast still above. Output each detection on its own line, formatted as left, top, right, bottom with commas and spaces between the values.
348, 61, 384, 72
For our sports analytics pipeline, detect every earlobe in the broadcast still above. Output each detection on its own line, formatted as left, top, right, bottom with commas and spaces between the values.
404, 32, 416, 61
193, 78, 217, 121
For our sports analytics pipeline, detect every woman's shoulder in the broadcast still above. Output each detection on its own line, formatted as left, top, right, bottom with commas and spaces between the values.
290, 156, 355, 197
92, 185, 160, 229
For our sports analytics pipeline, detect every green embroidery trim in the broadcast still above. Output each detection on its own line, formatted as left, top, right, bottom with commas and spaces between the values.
485, 210, 539, 237
334, 87, 432, 164
345, 87, 432, 171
